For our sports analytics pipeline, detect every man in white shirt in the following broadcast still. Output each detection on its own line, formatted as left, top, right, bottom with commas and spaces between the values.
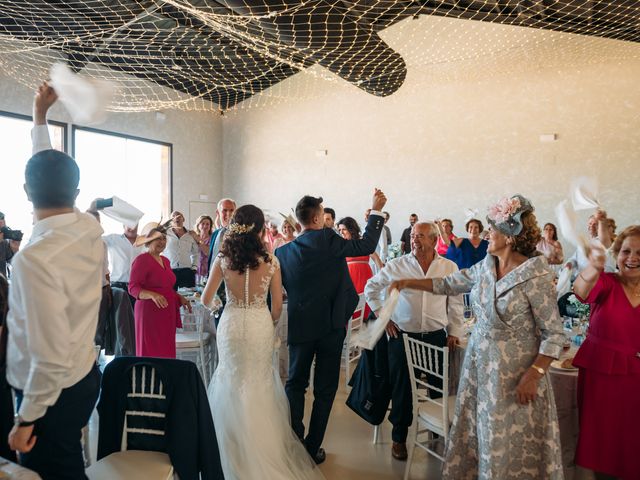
7, 82, 102, 477
164, 210, 199, 289
365, 222, 464, 461
103, 224, 143, 291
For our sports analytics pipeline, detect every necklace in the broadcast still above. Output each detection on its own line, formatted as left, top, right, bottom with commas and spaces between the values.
622, 280, 640, 297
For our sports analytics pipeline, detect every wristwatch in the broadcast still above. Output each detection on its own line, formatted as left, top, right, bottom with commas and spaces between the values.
530, 364, 545, 375
13, 413, 34, 428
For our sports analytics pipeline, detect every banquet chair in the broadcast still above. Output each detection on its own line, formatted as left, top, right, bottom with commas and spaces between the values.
462, 292, 474, 320
343, 294, 366, 389
176, 303, 214, 386
403, 336, 456, 480
86, 364, 175, 480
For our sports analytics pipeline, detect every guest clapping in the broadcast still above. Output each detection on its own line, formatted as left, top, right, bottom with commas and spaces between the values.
572, 225, 640, 479
536, 222, 564, 265
129, 223, 191, 358
391, 195, 564, 479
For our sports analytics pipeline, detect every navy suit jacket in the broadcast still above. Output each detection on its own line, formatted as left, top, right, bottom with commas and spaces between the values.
275, 214, 384, 344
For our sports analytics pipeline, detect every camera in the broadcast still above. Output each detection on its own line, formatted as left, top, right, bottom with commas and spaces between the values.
96, 198, 114, 210
1, 226, 23, 242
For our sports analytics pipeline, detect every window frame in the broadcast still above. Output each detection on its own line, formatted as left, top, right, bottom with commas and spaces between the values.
0, 109, 68, 152
71, 124, 174, 212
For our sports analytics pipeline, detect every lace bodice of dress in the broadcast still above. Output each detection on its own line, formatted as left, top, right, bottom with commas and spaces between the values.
216, 253, 279, 309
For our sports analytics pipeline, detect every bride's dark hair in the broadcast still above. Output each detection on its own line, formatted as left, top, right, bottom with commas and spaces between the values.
220, 204, 270, 272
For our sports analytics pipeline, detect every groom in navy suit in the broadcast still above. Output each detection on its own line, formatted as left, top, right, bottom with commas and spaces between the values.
275, 189, 387, 463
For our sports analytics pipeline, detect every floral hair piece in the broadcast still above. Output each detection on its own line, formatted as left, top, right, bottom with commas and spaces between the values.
228, 222, 255, 235
486, 194, 534, 236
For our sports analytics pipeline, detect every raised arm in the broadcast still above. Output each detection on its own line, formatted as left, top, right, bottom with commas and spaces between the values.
573, 243, 606, 300
329, 189, 387, 258
32, 82, 57, 154
595, 209, 613, 249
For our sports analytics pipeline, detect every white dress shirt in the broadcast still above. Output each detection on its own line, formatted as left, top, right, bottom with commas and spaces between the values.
165, 228, 199, 269
365, 253, 464, 337
31, 124, 52, 153
7, 210, 104, 421
103, 233, 143, 282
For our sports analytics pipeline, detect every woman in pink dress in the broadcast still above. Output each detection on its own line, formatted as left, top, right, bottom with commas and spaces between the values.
337, 217, 382, 319
435, 218, 456, 256
129, 222, 192, 358
536, 223, 564, 266
572, 225, 640, 480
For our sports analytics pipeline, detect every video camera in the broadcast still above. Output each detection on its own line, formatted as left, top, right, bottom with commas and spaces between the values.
1, 226, 23, 242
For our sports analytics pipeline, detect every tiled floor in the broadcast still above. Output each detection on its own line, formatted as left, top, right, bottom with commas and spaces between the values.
86, 363, 441, 479
86, 360, 594, 480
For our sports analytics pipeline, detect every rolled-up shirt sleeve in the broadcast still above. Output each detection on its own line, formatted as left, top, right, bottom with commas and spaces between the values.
14, 255, 73, 422
31, 125, 53, 155
364, 263, 395, 313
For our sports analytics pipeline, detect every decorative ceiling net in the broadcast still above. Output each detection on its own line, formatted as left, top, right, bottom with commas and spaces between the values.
0, 1, 638, 112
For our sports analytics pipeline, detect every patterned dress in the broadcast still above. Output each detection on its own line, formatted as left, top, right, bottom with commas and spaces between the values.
433, 255, 565, 479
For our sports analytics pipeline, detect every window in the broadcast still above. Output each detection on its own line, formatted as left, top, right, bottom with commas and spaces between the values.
73, 127, 172, 234
0, 112, 65, 240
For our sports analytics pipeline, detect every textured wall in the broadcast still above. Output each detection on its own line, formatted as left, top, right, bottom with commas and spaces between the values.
222, 20, 640, 253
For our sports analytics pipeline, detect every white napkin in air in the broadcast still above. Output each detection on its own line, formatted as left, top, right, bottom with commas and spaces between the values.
49, 62, 115, 125
101, 196, 144, 228
570, 177, 599, 211
351, 289, 400, 351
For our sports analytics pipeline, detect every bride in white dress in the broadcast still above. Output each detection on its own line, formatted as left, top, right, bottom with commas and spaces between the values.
202, 205, 325, 480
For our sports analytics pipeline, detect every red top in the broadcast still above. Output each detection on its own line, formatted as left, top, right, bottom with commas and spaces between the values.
129, 253, 182, 358
574, 272, 640, 375
346, 255, 373, 320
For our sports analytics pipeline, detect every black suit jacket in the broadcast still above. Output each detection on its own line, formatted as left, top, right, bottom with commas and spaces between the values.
97, 357, 224, 480
275, 214, 383, 344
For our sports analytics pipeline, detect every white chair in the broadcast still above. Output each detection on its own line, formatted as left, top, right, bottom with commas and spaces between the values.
462, 292, 474, 320
343, 294, 366, 388
176, 303, 214, 386
403, 336, 456, 480
86, 365, 175, 480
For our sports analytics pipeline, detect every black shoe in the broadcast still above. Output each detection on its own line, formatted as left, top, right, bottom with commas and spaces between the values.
312, 447, 326, 465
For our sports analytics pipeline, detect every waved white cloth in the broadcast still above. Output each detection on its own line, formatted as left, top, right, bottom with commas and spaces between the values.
101, 196, 144, 228
464, 208, 479, 221
49, 62, 115, 125
570, 176, 599, 211
556, 267, 572, 299
351, 289, 400, 350
208, 261, 324, 480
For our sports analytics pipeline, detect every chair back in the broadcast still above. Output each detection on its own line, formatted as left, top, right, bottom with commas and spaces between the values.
462, 292, 474, 320
343, 294, 366, 386
403, 335, 450, 436
122, 364, 169, 453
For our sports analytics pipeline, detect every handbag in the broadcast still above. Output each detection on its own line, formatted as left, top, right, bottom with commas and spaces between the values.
345, 334, 391, 425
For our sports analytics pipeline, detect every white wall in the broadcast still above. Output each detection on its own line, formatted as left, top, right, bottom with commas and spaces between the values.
0, 70, 223, 230
222, 17, 640, 249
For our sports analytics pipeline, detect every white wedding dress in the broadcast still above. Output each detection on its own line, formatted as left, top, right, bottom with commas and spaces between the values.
207, 254, 325, 480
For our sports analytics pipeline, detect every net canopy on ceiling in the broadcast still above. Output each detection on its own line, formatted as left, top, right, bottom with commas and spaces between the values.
0, 0, 638, 112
